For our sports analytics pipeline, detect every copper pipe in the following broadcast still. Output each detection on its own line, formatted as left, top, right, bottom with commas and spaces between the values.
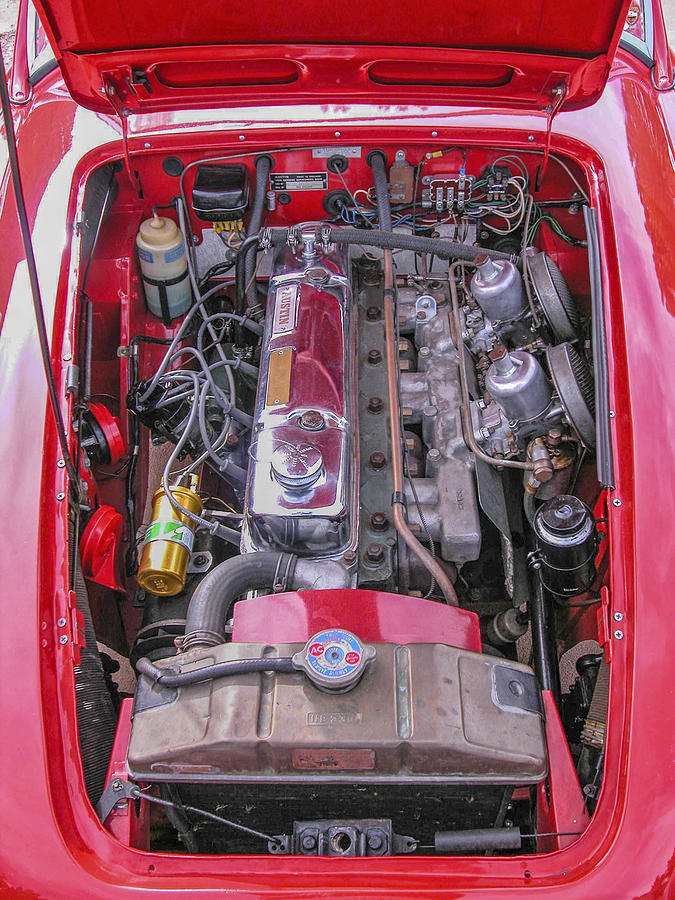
449, 262, 534, 472
382, 250, 458, 605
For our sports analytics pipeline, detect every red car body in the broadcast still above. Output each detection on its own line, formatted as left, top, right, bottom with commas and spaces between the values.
1, 0, 674, 896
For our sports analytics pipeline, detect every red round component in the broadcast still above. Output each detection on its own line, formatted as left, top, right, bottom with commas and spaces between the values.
79, 505, 125, 593
88, 402, 126, 464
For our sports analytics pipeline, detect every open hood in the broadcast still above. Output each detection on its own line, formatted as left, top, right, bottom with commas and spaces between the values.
33, 0, 631, 118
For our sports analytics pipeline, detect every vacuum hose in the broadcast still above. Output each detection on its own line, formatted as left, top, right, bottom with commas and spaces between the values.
136, 655, 295, 687
244, 155, 273, 313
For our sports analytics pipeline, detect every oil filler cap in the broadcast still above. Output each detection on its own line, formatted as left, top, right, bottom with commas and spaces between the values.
292, 629, 376, 691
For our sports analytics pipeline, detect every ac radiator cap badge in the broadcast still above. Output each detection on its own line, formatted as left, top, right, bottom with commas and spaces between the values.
292, 628, 376, 691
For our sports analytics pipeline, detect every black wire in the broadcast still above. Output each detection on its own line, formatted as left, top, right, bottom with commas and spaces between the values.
0, 47, 80, 492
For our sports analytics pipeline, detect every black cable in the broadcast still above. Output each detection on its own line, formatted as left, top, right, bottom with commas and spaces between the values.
0, 47, 79, 491
130, 787, 279, 845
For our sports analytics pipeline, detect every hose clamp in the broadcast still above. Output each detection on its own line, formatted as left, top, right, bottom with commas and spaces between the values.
273, 553, 295, 593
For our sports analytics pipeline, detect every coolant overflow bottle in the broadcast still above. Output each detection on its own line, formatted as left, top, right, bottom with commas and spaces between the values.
136, 214, 192, 324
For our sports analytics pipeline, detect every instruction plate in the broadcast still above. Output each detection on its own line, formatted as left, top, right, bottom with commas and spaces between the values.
270, 172, 328, 191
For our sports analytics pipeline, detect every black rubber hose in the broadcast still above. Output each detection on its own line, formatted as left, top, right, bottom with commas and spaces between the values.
235, 155, 273, 343
183, 551, 299, 647
530, 576, 561, 704
434, 827, 522, 854
234, 230, 288, 321
367, 150, 392, 231
245, 155, 273, 310
324, 226, 512, 262
136, 654, 295, 687
235, 223, 509, 320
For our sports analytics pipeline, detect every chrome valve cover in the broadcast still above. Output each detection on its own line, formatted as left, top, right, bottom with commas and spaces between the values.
242, 227, 357, 557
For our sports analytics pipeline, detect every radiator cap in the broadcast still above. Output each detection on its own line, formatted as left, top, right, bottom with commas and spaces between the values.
292, 628, 376, 691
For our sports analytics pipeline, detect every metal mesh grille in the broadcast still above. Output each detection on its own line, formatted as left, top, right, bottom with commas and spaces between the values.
566, 344, 595, 417
544, 254, 581, 333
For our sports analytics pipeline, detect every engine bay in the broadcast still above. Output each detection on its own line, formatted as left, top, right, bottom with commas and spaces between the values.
66, 141, 611, 857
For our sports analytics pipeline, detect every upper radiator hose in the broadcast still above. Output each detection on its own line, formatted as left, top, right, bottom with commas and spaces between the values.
182, 552, 336, 649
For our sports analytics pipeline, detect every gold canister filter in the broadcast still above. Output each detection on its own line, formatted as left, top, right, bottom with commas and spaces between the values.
137, 477, 203, 596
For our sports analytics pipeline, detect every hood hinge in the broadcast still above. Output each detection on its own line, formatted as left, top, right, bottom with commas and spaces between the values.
103, 77, 143, 195
536, 77, 569, 191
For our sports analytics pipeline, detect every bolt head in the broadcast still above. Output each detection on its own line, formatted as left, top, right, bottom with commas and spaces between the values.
366, 305, 381, 321
301, 834, 317, 851
367, 349, 382, 365
56, 492, 65, 501
57, 617, 66, 627
367, 396, 384, 414
367, 833, 384, 850
342, 550, 357, 565
369, 451, 386, 470
59, 635, 68, 645
612, 498, 622, 507
614, 629, 624, 640
370, 512, 389, 532
613, 611, 624, 622
365, 543, 385, 564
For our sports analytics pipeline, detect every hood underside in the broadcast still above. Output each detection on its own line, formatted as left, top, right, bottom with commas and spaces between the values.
34, 0, 630, 115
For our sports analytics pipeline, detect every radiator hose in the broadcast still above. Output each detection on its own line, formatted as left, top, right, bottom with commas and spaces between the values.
182, 552, 329, 650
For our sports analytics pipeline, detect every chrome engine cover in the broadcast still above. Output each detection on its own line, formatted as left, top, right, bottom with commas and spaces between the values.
242, 228, 357, 557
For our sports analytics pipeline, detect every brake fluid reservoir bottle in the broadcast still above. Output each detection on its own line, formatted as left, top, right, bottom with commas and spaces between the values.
136, 214, 192, 323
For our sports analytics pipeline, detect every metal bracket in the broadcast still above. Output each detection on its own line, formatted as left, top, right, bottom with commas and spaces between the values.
187, 550, 213, 574
95, 777, 138, 824
493, 665, 544, 718
268, 819, 418, 856
415, 293, 436, 322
